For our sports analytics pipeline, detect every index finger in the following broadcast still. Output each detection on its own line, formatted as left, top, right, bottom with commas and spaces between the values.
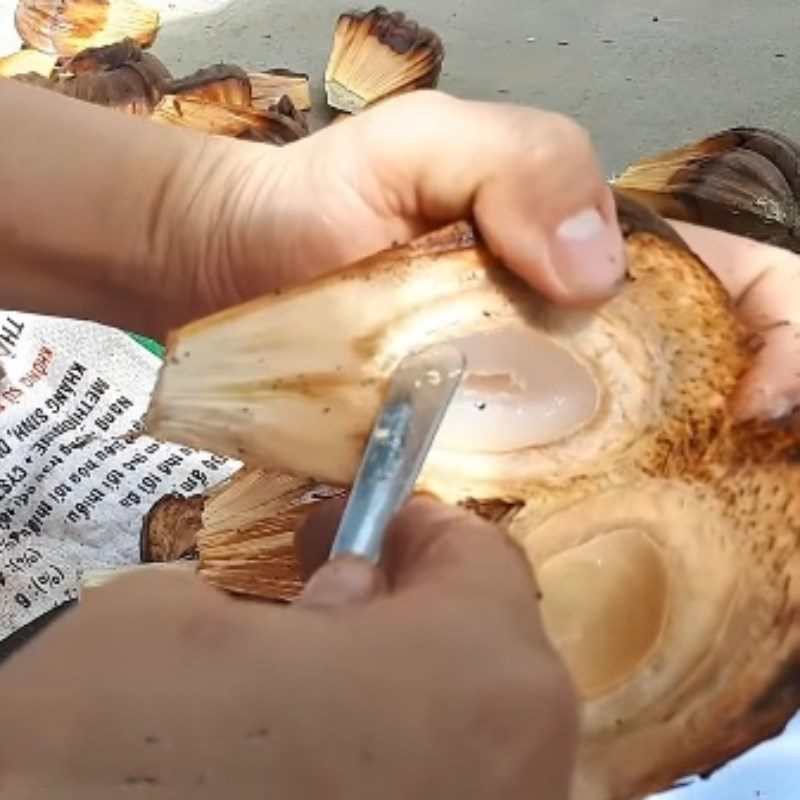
668, 219, 800, 326
669, 219, 800, 421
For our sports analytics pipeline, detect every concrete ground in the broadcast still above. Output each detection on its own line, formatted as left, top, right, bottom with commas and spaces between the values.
6, 0, 800, 173
4, 1, 800, 171
150, 0, 799, 173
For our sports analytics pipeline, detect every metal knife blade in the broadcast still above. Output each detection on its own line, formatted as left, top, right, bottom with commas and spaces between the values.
329, 343, 466, 563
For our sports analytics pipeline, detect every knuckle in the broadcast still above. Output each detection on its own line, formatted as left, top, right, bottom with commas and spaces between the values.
525, 111, 595, 171
492, 107, 597, 182
375, 88, 456, 119
545, 111, 593, 153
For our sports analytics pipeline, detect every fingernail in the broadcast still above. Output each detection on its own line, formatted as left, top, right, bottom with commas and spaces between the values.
295, 556, 384, 609
551, 207, 626, 299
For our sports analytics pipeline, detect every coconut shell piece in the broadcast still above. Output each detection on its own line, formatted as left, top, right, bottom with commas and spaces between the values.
140, 492, 204, 562
249, 68, 311, 113
266, 94, 309, 141
60, 36, 147, 73
15, 0, 160, 57
615, 127, 800, 253
20, 39, 172, 114
325, 6, 444, 114
168, 64, 252, 107
0, 48, 57, 78
151, 94, 308, 144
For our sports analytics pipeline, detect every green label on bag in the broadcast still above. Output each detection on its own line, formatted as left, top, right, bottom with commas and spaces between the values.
129, 333, 165, 359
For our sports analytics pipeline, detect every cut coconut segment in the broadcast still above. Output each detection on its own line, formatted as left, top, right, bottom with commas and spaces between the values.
168, 64, 252, 107
138, 190, 800, 799
325, 6, 443, 113
15, 0, 160, 57
0, 48, 57, 77
249, 69, 311, 113
196, 469, 342, 601
145, 204, 749, 503
510, 467, 800, 799
614, 127, 800, 254
151, 94, 308, 144
201, 468, 326, 535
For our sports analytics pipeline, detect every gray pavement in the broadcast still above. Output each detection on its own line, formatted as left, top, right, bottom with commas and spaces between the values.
147, 0, 800, 173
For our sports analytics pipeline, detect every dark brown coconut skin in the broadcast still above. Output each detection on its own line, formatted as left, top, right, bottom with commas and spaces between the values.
140, 494, 204, 562
14, 39, 171, 114
168, 64, 252, 107
616, 127, 800, 254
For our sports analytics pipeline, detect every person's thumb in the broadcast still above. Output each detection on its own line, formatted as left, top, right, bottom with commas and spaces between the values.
294, 494, 546, 643
294, 498, 386, 609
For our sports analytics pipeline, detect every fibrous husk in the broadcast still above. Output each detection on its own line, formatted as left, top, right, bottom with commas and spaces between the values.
15, 0, 160, 57
151, 93, 308, 144
196, 469, 343, 602
248, 69, 311, 113
168, 64, 252, 107
14, 39, 171, 114
140, 492, 204, 562
0, 47, 57, 78
614, 127, 800, 254
325, 5, 443, 114
143, 191, 800, 799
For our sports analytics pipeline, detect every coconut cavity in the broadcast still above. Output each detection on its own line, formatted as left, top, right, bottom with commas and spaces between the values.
537, 528, 669, 699
434, 328, 599, 453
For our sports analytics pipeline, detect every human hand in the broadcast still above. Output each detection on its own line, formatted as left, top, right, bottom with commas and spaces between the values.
160, 90, 625, 326
127, 87, 800, 428
0, 496, 578, 800
0, 82, 623, 337
667, 220, 800, 427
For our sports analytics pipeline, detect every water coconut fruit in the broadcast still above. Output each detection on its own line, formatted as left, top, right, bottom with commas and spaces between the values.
614, 126, 800, 254
143, 190, 800, 799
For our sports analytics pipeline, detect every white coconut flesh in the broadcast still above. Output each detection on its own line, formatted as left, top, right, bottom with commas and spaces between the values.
434, 328, 600, 453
